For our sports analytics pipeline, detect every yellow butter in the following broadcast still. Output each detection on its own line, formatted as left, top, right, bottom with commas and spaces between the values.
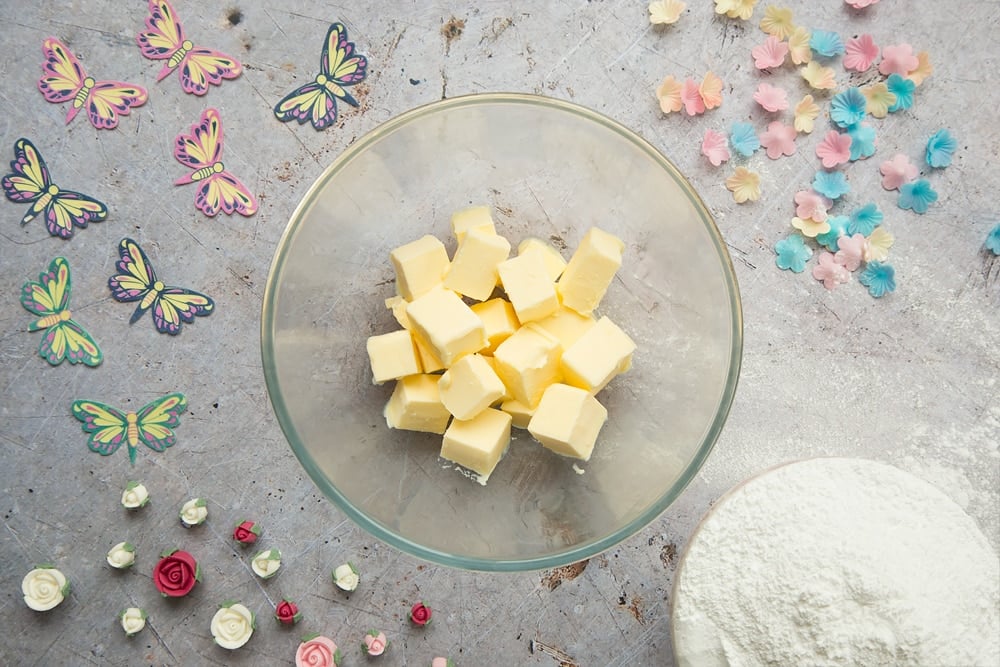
517, 237, 567, 282
557, 227, 624, 316
500, 398, 535, 429
470, 298, 520, 355
366, 329, 421, 385
384, 374, 452, 434
497, 252, 559, 324
391, 235, 450, 300
438, 354, 506, 420
444, 229, 511, 301
440, 407, 512, 483
492, 323, 561, 408
385, 294, 445, 372
405, 287, 486, 367
560, 316, 636, 394
480, 355, 512, 404
527, 383, 608, 461
450, 205, 496, 243
533, 306, 597, 352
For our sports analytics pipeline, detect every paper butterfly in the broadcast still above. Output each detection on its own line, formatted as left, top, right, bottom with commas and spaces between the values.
108, 237, 215, 335
38, 37, 148, 130
136, 0, 243, 96
273, 22, 368, 130
174, 108, 258, 217
71, 393, 186, 464
2, 138, 108, 239
21, 257, 102, 367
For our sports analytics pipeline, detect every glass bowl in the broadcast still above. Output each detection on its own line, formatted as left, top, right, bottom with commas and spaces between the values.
261, 93, 742, 571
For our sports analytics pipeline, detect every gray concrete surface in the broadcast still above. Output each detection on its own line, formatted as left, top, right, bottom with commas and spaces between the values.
1, 1, 997, 665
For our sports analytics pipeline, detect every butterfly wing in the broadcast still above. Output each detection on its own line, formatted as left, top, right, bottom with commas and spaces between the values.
85, 81, 148, 130
322, 22, 368, 97
195, 171, 257, 218
38, 38, 85, 104
179, 47, 242, 96
273, 82, 337, 129
152, 287, 215, 334
174, 107, 222, 172
44, 190, 108, 239
135, 392, 187, 451
3, 138, 49, 206
136, 0, 184, 61
71, 399, 129, 456
40, 319, 103, 366
108, 237, 158, 327
21, 256, 69, 322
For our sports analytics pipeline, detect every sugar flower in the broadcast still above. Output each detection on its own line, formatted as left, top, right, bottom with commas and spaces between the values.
251, 548, 282, 579
847, 202, 883, 236
898, 179, 938, 214
410, 601, 433, 626
362, 630, 388, 657
834, 233, 866, 271
830, 88, 867, 128
649, 0, 686, 25
812, 251, 851, 290
754, 82, 788, 112
858, 261, 896, 297
121, 481, 150, 510
847, 123, 876, 161
760, 121, 797, 159
681, 77, 705, 116
864, 227, 895, 262
800, 61, 836, 91
794, 94, 820, 133
863, 83, 896, 119
879, 153, 918, 190
843, 34, 879, 72
22, 565, 69, 611
332, 562, 360, 591
788, 26, 812, 65
211, 601, 256, 650
760, 6, 795, 39
752, 36, 788, 69
792, 215, 830, 238
701, 129, 730, 166
774, 234, 813, 273
986, 224, 1000, 255
817, 215, 850, 251
926, 129, 957, 168
699, 71, 724, 109
879, 44, 919, 76
296, 634, 342, 667
886, 74, 915, 112
812, 170, 850, 200
715, 0, 759, 21
274, 599, 302, 625
656, 75, 683, 114
907, 51, 933, 86
810, 30, 845, 58
179, 498, 208, 527
726, 167, 762, 203
845, 0, 880, 8
795, 189, 832, 222
730, 122, 760, 157
816, 130, 852, 168
107, 541, 136, 569
120, 607, 147, 637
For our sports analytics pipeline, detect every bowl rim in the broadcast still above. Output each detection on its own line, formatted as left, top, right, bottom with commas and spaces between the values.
260, 92, 744, 572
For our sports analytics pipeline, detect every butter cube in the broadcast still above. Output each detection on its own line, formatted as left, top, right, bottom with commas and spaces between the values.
492, 323, 561, 408
533, 306, 597, 351
440, 407, 512, 483
500, 398, 535, 429
384, 374, 452, 434
450, 205, 496, 243
560, 316, 636, 394
471, 298, 520, 354
481, 355, 512, 403
391, 235, 450, 300
405, 287, 486, 366
385, 295, 445, 372
557, 227, 625, 316
438, 354, 506, 420
517, 237, 567, 282
497, 252, 559, 324
366, 329, 421, 384
444, 229, 511, 301
528, 383, 608, 461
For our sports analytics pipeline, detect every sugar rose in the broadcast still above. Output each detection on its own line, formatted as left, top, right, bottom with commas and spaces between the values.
22, 565, 69, 611
211, 602, 255, 650
296, 634, 342, 667
153, 549, 200, 597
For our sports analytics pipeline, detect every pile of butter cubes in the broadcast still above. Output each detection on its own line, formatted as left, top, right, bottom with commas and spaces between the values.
366, 206, 635, 484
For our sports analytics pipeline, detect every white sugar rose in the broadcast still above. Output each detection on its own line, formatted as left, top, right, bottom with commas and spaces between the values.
22, 566, 69, 611
106, 541, 136, 569
250, 548, 281, 579
211, 602, 255, 649
179, 498, 208, 527
121, 481, 150, 510
332, 562, 359, 591
120, 607, 147, 637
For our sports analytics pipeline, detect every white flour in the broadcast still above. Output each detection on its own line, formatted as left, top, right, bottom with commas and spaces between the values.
671, 457, 1000, 667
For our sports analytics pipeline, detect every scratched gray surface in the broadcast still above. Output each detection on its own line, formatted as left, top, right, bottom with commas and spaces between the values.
1, 1, 998, 665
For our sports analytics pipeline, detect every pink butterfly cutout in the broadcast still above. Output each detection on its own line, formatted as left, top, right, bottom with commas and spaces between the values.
174, 108, 258, 217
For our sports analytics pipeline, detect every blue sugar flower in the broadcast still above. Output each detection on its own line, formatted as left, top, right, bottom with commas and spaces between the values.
813, 170, 850, 200
925, 129, 957, 168
886, 74, 915, 112
810, 29, 845, 58
730, 122, 760, 157
847, 123, 876, 161
847, 203, 883, 236
898, 178, 938, 214
986, 224, 1000, 255
859, 261, 896, 298
774, 234, 813, 273
830, 88, 867, 128
816, 215, 850, 251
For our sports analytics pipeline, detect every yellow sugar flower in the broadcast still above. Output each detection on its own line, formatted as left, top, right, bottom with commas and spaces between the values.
656, 75, 683, 114
700, 71, 724, 109
792, 216, 831, 239
726, 167, 761, 203
716, 0, 758, 21
788, 26, 812, 65
759, 6, 795, 39
649, 0, 686, 25
794, 94, 821, 133
863, 83, 897, 119
864, 227, 895, 262
801, 61, 837, 90
907, 51, 933, 86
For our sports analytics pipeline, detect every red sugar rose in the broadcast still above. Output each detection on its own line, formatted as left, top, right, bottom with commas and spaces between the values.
153, 549, 200, 597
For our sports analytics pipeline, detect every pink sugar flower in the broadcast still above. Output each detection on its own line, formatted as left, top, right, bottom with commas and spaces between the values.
815, 131, 853, 168
681, 77, 705, 116
845, 0, 880, 8
794, 190, 832, 222
751, 36, 788, 69
879, 44, 919, 76
812, 252, 851, 290
753, 83, 788, 112
701, 129, 731, 166
843, 34, 879, 72
760, 121, 797, 159
879, 153, 918, 191
834, 233, 866, 271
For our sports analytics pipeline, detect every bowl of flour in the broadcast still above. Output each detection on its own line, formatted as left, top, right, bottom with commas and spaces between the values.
671, 457, 1000, 667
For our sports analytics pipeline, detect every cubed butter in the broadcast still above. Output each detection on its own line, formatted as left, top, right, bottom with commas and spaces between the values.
366, 329, 421, 384
450, 205, 496, 243
557, 227, 625, 316
391, 235, 450, 300
492, 323, 561, 408
386, 295, 445, 372
405, 287, 486, 366
517, 237, 567, 282
560, 316, 636, 394
440, 407, 512, 483
444, 229, 511, 301
471, 298, 520, 354
533, 306, 597, 351
438, 354, 506, 420
480, 355, 512, 403
500, 398, 535, 429
528, 383, 608, 461
496, 252, 559, 323
384, 374, 452, 434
